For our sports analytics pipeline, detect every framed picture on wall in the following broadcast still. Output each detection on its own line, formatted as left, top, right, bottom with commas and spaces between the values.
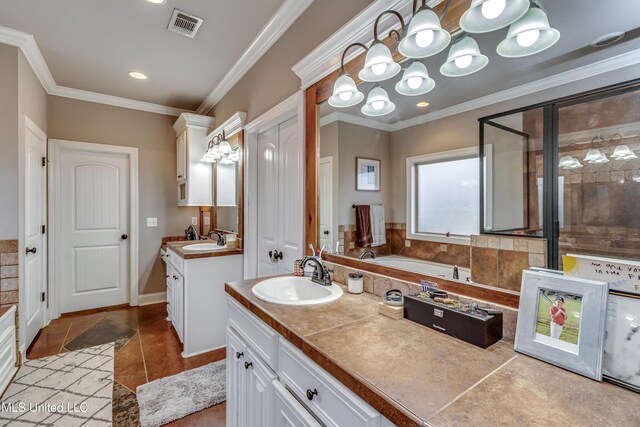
356, 157, 380, 191
515, 270, 609, 380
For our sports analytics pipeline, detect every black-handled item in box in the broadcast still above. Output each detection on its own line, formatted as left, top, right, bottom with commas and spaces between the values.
404, 295, 503, 348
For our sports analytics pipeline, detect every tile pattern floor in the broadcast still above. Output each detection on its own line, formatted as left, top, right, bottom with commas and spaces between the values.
26, 303, 227, 426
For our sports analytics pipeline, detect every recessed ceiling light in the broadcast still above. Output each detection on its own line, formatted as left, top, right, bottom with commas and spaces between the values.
591, 32, 625, 48
146, 0, 166, 4
128, 71, 148, 80
417, 101, 430, 108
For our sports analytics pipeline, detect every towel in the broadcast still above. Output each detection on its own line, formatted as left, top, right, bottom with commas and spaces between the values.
370, 205, 386, 247
355, 205, 372, 247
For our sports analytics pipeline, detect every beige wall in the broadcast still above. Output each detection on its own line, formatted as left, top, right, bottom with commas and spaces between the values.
18, 51, 47, 133
319, 121, 339, 241
0, 45, 19, 240
47, 96, 199, 295
211, 0, 371, 124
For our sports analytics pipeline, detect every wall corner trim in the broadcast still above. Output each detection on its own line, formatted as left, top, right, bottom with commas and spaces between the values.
208, 112, 247, 140
195, 0, 314, 115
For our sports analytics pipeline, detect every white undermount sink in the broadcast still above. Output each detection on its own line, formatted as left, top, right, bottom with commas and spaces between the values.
182, 243, 228, 251
252, 276, 343, 306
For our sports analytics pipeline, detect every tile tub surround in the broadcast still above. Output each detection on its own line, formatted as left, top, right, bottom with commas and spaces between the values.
226, 277, 639, 426
0, 239, 20, 365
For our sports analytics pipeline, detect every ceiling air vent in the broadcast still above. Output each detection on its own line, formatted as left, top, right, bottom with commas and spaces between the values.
167, 9, 203, 38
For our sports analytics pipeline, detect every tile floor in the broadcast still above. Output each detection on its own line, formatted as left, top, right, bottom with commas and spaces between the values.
26, 303, 227, 426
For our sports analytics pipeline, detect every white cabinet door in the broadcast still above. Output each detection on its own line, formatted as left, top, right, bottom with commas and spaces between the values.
170, 271, 184, 343
227, 328, 247, 427
273, 380, 321, 427
166, 263, 174, 321
177, 131, 187, 182
246, 347, 277, 427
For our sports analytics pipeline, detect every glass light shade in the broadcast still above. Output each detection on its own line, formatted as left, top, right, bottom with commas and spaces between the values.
361, 87, 395, 117
395, 61, 435, 96
201, 152, 215, 163
219, 139, 232, 154
398, 8, 451, 58
219, 156, 234, 165
229, 148, 240, 162
558, 155, 582, 169
611, 145, 638, 160
497, 7, 560, 58
440, 36, 488, 77
328, 73, 365, 108
584, 149, 609, 164
358, 42, 401, 82
460, 0, 529, 33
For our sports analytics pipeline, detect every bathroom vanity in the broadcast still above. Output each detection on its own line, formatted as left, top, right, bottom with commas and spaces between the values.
225, 276, 640, 426
162, 241, 242, 357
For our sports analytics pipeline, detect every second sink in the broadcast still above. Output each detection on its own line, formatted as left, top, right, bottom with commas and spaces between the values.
252, 276, 343, 306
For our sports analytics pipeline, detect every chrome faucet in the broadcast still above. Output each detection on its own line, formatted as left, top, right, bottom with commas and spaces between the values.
208, 231, 226, 246
358, 249, 376, 260
453, 265, 459, 280
302, 257, 332, 286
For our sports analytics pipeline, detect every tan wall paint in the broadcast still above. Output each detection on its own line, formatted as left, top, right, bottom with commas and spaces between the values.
0, 45, 19, 240
211, 0, 371, 123
18, 51, 47, 134
47, 96, 199, 295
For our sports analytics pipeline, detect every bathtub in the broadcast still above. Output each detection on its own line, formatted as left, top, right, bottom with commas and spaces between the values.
362, 255, 471, 282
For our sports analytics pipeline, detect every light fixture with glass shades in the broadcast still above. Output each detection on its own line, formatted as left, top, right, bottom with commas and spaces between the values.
358, 10, 405, 82
497, 2, 560, 58
328, 43, 367, 108
459, 0, 530, 33
398, 0, 451, 58
610, 133, 638, 160
440, 35, 488, 77
558, 155, 583, 170
583, 135, 609, 164
395, 61, 435, 96
362, 86, 395, 117
202, 130, 238, 163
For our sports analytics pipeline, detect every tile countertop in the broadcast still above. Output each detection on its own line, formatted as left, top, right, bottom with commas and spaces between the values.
225, 277, 640, 427
165, 240, 243, 260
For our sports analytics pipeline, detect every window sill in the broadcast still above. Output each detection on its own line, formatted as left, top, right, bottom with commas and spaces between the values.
406, 232, 471, 246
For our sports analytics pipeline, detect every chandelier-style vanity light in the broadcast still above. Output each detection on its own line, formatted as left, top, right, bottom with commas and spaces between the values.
398, 0, 451, 58
583, 135, 609, 164
558, 155, 583, 170
395, 61, 435, 96
362, 86, 395, 117
328, 43, 367, 108
610, 133, 638, 160
497, 2, 560, 57
359, 10, 406, 82
440, 35, 488, 77
459, 0, 530, 33
202, 130, 237, 163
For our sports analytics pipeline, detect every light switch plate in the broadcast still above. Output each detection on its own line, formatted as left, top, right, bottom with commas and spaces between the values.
146, 217, 158, 227
405, 240, 411, 247
349, 242, 355, 249
440, 244, 448, 252
191, 217, 198, 226
204, 216, 210, 225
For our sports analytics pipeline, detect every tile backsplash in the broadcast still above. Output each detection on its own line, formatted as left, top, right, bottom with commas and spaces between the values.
0, 240, 20, 365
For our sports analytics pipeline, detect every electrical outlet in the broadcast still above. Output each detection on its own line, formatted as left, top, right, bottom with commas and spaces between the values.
440, 244, 448, 252
204, 216, 210, 226
349, 242, 355, 249
191, 217, 198, 226
146, 217, 158, 227
405, 240, 411, 247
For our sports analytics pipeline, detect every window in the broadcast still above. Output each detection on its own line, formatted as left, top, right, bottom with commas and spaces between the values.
407, 148, 479, 244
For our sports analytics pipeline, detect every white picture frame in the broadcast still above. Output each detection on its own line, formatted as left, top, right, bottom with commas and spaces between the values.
515, 270, 609, 380
356, 157, 380, 191
603, 292, 640, 392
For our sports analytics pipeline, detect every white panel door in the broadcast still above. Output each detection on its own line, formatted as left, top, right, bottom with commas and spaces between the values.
59, 149, 130, 313
319, 157, 333, 250
24, 120, 47, 349
257, 126, 280, 277
278, 117, 303, 274
246, 347, 277, 427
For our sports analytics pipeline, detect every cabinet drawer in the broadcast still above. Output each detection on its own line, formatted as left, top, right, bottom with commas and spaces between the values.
166, 249, 184, 275
227, 298, 279, 369
273, 380, 322, 427
278, 339, 380, 427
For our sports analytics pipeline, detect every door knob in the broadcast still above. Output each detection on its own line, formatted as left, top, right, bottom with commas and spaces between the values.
236, 351, 244, 359
323, 230, 329, 235
244, 361, 253, 370
26, 247, 37, 255
121, 234, 128, 240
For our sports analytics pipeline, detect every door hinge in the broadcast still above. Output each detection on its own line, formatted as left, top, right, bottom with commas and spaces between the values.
42, 225, 46, 234
42, 157, 46, 167
41, 292, 45, 302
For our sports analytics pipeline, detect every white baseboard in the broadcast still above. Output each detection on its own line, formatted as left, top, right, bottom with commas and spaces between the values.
138, 292, 167, 306
181, 343, 226, 359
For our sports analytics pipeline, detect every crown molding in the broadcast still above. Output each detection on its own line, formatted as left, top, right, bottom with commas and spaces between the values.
292, 0, 444, 89
319, 111, 394, 132
195, 0, 314, 115
0, 25, 187, 116
388, 48, 640, 132
173, 113, 216, 135
208, 112, 247, 140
